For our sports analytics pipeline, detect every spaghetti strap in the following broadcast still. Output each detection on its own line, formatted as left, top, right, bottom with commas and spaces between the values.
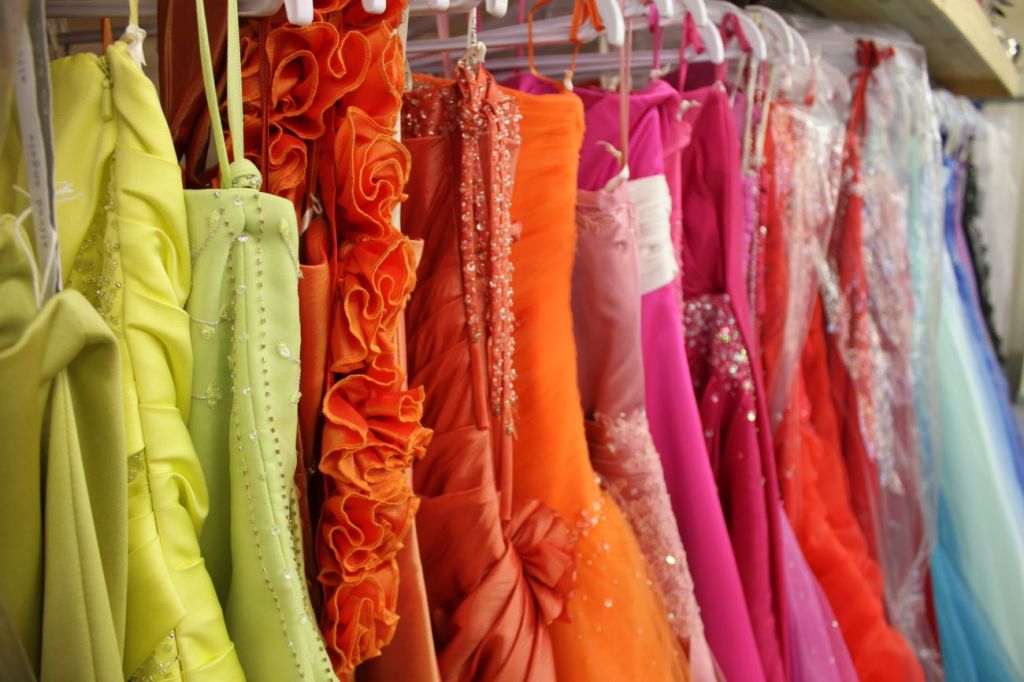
184, 1, 335, 678
193, 0, 258, 190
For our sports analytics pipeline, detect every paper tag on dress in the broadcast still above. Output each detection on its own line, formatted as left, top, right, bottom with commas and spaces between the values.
14, 16, 60, 298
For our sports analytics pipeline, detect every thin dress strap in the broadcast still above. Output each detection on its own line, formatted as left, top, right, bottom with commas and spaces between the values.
194, 0, 250, 189
675, 13, 702, 92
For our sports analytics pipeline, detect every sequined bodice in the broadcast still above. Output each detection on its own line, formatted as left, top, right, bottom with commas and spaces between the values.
405, 65, 522, 442
685, 294, 755, 401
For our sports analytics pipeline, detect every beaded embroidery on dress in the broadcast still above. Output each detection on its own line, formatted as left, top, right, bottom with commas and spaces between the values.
572, 185, 705, 648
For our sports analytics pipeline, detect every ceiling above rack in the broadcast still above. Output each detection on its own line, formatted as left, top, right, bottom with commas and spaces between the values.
797, 0, 1019, 97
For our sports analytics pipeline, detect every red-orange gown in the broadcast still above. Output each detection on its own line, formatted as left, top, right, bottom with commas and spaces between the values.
402, 65, 575, 682
502, 84, 689, 682
760, 103, 925, 682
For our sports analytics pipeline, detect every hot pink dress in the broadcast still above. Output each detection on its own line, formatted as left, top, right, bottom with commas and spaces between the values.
678, 83, 789, 682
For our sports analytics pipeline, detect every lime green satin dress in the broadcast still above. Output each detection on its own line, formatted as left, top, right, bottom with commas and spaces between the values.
185, 1, 335, 679
0, 215, 126, 682
48, 40, 244, 680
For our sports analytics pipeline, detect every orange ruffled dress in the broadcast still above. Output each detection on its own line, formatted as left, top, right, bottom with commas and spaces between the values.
234, 3, 431, 675
502, 84, 689, 682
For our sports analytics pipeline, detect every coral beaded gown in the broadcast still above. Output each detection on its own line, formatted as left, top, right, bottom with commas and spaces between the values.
501, 82, 688, 682
402, 63, 574, 682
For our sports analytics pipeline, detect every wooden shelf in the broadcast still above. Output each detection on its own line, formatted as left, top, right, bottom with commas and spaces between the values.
798, 0, 1019, 97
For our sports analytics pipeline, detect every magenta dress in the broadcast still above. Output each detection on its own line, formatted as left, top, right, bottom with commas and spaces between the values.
676, 83, 789, 682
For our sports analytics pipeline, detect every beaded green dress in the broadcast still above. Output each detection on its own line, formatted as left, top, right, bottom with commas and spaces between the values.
185, 0, 335, 679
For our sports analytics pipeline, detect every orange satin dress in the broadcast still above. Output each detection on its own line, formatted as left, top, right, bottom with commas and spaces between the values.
402, 65, 574, 682
760, 109, 924, 682
503, 85, 689, 682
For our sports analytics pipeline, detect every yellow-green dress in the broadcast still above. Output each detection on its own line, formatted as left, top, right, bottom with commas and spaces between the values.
0, 214, 126, 682
184, 1, 335, 679
48, 40, 244, 680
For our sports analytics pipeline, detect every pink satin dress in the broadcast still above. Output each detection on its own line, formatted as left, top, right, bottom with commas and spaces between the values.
568, 75, 765, 682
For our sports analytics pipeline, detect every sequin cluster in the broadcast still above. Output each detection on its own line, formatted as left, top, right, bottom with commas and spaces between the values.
458, 63, 520, 428
65, 150, 185, 679
684, 293, 756, 402
128, 632, 179, 682
68, 159, 124, 328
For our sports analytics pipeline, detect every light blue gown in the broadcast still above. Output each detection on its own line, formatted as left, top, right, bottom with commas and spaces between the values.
928, 156, 1024, 682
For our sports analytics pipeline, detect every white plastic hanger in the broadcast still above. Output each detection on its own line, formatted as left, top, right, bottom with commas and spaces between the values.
238, 0, 314, 24
407, 0, 624, 54
593, 0, 625, 46
680, 0, 708, 26
624, 0, 672, 23
408, 0, 463, 15
486, 0, 509, 19
485, 43, 741, 75
408, 0, 513, 17
787, 23, 810, 66
705, 1, 766, 60
747, 5, 793, 65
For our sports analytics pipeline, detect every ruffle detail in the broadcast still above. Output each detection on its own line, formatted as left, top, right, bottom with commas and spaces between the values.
313, 252, 428, 672
335, 108, 411, 238
340, 24, 404, 129
331, 236, 416, 373
243, 116, 309, 207
239, 2, 427, 675
321, 560, 400, 666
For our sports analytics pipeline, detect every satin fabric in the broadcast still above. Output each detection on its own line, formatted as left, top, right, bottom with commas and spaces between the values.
560, 77, 716, 680
629, 80, 769, 682
186, 174, 334, 681
0, 216, 127, 682
186, 0, 337, 676
503, 83, 688, 682
45, 42, 244, 680
571, 183, 709, 681
402, 66, 573, 682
